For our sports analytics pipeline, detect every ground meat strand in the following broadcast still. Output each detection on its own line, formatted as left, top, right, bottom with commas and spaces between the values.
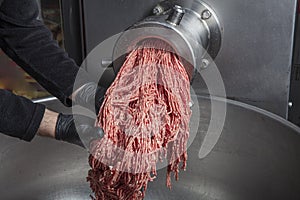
87, 39, 191, 200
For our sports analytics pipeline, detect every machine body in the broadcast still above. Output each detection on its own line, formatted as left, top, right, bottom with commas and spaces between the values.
78, 0, 297, 118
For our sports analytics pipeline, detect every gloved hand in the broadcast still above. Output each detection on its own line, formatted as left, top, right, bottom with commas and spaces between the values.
55, 113, 104, 148
74, 82, 107, 114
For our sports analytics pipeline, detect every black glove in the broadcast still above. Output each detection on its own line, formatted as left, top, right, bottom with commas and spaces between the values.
55, 113, 104, 148
74, 82, 107, 114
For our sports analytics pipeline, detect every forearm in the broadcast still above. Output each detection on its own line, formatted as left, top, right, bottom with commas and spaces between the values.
37, 109, 58, 138
0, 89, 104, 147
0, 89, 45, 141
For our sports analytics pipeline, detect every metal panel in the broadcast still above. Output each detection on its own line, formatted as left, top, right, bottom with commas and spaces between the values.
61, 0, 84, 65
81, 0, 297, 118
81, 0, 161, 55
204, 0, 297, 118
289, 12, 300, 126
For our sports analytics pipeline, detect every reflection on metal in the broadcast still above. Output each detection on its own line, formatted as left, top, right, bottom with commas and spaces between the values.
33, 97, 57, 104
166, 5, 185, 26
153, 0, 173, 16
0, 97, 299, 200
201, 9, 212, 20
113, 0, 223, 78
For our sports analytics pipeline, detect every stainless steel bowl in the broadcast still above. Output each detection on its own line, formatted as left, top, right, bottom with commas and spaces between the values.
0, 96, 300, 200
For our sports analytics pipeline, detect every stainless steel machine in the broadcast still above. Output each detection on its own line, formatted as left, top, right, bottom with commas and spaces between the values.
112, 0, 222, 79
79, 0, 297, 118
0, 0, 300, 199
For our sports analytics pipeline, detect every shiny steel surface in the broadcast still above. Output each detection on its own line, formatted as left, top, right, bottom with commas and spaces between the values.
0, 97, 300, 200
81, 0, 297, 117
113, 0, 222, 76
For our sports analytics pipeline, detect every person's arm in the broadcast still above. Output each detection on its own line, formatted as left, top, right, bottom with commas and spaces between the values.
0, 89, 104, 147
38, 109, 104, 148
0, 0, 106, 146
0, 89, 45, 141
37, 109, 58, 138
0, 0, 89, 106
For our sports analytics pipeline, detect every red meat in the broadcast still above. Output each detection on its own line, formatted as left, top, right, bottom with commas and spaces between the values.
87, 39, 191, 200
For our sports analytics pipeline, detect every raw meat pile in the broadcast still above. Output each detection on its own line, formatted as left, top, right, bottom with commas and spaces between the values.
87, 39, 191, 200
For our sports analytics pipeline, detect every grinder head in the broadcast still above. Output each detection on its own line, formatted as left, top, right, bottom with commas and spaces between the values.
113, 0, 223, 80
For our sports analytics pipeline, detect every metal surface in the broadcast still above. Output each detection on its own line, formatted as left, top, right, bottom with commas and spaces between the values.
80, 0, 297, 118
205, 0, 297, 118
0, 97, 300, 200
289, 12, 300, 126
81, 0, 160, 55
60, 0, 84, 65
166, 5, 185, 26
112, 0, 222, 80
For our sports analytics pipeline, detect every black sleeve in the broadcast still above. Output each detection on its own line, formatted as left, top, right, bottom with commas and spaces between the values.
0, 89, 45, 142
0, 0, 89, 106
